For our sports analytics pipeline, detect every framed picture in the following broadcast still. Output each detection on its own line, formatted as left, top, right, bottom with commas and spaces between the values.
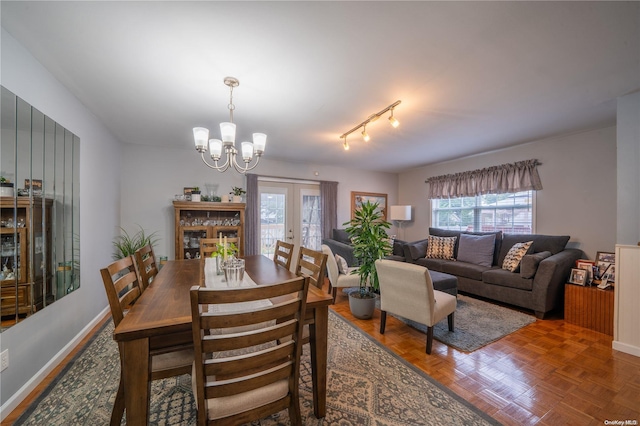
575, 259, 595, 285
594, 251, 615, 281
24, 179, 43, 196
568, 268, 587, 286
351, 191, 387, 220
601, 264, 615, 284
183, 187, 196, 195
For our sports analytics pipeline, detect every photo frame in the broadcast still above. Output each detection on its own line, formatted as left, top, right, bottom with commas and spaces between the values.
24, 179, 43, 196
594, 251, 615, 282
568, 268, 587, 286
351, 191, 388, 220
575, 259, 595, 285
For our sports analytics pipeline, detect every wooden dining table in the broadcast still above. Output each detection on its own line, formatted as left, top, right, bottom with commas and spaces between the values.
113, 255, 333, 425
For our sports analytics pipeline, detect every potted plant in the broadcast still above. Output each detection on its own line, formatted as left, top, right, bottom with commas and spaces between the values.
230, 186, 246, 203
191, 187, 201, 202
0, 176, 14, 197
211, 241, 239, 275
344, 200, 392, 319
112, 225, 160, 260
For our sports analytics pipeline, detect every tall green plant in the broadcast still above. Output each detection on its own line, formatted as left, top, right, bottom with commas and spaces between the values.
344, 200, 392, 296
112, 225, 160, 260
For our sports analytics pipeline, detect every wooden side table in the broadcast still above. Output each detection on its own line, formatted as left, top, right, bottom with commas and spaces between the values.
564, 284, 614, 335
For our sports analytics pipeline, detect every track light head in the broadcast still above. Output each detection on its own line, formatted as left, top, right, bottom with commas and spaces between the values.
343, 139, 350, 151
361, 127, 370, 142
389, 109, 399, 128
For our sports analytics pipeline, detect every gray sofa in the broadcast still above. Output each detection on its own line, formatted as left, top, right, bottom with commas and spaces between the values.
403, 228, 583, 318
322, 228, 406, 267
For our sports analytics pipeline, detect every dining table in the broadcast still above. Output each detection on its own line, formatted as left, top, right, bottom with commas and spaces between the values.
112, 255, 333, 425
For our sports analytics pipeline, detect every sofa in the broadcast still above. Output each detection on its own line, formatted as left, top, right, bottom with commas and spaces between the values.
403, 228, 583, 319
321, 228, 406, 267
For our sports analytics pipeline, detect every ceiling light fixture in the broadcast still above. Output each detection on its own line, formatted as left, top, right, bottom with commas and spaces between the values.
340, 100, 401, 150
193, 76, 266, 173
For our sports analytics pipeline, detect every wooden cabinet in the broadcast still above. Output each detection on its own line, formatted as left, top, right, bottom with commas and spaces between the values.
564, 284, 614, 335
173, 201, 245, 260
1, 197, 53, 316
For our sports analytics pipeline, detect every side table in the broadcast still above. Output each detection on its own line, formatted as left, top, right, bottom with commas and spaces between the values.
564, 284, 614, 335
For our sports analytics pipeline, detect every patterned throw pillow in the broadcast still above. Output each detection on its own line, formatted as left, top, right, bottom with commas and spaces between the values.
425, 235, 457, 260
335, 254, 348, 274
502, 241, 534, 272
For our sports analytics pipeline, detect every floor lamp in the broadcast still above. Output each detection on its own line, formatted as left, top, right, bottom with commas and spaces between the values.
389, 205, 412, 240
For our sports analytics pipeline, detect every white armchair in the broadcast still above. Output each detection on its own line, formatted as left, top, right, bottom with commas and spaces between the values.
375, 259, 457, 354
322, 244, 361, 303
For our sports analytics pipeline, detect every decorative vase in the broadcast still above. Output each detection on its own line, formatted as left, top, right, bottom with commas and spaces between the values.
191, 193, 201, 202
232, 195, 242, 203
221, 194, 230, 203
348, 291, 377, 320
0, 182, 14, 197
215, 256, 223, 275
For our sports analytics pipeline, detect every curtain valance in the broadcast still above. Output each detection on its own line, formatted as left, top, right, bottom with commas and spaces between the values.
425, 159, 542, 199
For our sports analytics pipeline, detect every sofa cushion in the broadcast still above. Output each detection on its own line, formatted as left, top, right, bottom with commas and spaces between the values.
502, 241, 533, 272
498, 234, 570, 266
332, 229, 351, 244
426, 235, 456, 260
520, 251, 552, 279
407, 239, 429, 261
335, 254, 348, 274
392, 239, 406, 256
428, 228, 462, 256
482, 268, 534, 291
440, 260, 490, 281
456, 233, 496, 267
429, 228, 502, 262
415, 257, 449, 272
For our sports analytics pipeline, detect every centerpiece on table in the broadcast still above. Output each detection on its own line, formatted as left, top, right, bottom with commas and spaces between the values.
344, 200, 392, 319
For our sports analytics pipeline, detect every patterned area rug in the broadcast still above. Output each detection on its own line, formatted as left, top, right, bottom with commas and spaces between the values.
15, 310, 500, 426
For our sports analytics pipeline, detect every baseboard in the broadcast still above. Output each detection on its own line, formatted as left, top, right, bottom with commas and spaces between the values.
612, 340, 640, 358
0, 306, 110, 421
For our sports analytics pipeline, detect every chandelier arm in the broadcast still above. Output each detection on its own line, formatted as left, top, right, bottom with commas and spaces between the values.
231, 155, 261, 173
200, 152, 231, 172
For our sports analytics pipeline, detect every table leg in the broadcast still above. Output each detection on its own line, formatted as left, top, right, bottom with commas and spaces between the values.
121, 338, 150, 426
309, 306, 328, 418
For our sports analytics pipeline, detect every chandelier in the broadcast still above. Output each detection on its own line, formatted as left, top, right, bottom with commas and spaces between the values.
193, 77, 266, 173
340, 100, 401, 150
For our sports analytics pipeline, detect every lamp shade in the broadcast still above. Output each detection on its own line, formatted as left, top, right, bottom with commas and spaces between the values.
220, 122, 236, 145
389, 205, 412, 221
193, 127, 209, 150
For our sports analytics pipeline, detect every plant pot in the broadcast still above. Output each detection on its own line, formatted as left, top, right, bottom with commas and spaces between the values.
221, 194, 230, 203
0, 182, 14, 197
232, 195, 242, 203
348, 291, 377, 320
191, 193, 201, 202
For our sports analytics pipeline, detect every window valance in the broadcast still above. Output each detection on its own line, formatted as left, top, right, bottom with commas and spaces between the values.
425, 159, 542, 199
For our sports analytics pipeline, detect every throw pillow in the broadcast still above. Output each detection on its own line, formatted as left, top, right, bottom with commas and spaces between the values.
335, 254, 348, 274
456, 233, 496, 267
502, 241, 534, 272
425, 235, 457, 260
520, 251, 552, 279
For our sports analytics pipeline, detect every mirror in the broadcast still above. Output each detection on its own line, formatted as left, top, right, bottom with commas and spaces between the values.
1, 85, 80, 330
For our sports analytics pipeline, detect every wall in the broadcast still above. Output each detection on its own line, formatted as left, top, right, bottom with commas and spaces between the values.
0, 29, 122, 413
398, 126, 617, 259
119, 144, 399, 259
616, 91, 640, 245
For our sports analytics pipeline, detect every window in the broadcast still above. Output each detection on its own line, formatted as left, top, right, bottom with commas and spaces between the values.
431, 190, 534, 234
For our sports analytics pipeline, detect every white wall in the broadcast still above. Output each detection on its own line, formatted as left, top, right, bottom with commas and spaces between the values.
0, 29, 122, 412
398, 126, 617, 259
119, 144, 399, 259
616, 91, 640, 245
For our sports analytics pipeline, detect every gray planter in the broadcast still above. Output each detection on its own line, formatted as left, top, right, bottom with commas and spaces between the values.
348, 292, 377, 320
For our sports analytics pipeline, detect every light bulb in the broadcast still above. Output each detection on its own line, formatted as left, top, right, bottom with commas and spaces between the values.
361, 129, 370, 142
389, 114, 399, 128
343, 140, 349, 151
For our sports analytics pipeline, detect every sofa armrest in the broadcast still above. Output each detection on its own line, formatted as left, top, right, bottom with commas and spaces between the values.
321, 238, 357, 266
403, 238, 429, 262
532, 248, 584, 315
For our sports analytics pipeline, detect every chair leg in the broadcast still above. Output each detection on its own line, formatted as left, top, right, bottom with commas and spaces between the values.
379, 311, 387, 334
332, 287, 337, 304
448, 312, 454, 332
327, 281, 332, 294
426, 326, 433, 354
288, 396, 302, 426
111, 374, 125, 426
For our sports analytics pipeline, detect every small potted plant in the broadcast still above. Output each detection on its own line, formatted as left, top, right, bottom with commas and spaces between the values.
211, 241, 238, 275
0, 176, 14, 197
230, 186, 246, 203
344, 200, 392, 319
191, 187, 201, 202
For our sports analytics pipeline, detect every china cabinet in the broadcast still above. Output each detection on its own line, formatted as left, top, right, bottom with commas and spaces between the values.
173, 201, 245, 260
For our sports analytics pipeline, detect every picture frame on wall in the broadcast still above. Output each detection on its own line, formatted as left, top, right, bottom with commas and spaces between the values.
568, 268, 587, 286
351, 191, 388, 220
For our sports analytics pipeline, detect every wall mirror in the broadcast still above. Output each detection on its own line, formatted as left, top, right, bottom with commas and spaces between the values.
1, 85, 80, 331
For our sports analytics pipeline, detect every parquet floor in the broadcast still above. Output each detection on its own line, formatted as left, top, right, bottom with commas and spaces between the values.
330, 288, 640, 426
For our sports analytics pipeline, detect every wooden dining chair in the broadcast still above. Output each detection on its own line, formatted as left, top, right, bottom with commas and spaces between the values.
134, 244, 158, 291
199, 238, 220, 259
273, 240, 294, 270
294, 246, 327, 290
190, 276, 309, 426
100, 256, 193, 426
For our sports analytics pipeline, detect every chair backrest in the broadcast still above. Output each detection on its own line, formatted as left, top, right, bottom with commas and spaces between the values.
134, 244, 158, 291
100, 255, 143, 327
375, 259, 436, 325
295, 246, 327, 289
189, 276, 309, 425
274, 240, 294, 270
321, 244, 339, 287
199, 238, 220, 259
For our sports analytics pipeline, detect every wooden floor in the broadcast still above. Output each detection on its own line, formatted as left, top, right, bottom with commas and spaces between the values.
5, 284, 640, 425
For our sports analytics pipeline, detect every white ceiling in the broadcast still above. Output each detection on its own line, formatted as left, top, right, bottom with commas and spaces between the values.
2, 1, 639, 173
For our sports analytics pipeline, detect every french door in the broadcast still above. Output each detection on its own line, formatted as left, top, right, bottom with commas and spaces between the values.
259, 181, 321, 266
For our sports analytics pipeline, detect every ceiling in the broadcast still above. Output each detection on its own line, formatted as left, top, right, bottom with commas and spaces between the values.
2, 1, 638, 173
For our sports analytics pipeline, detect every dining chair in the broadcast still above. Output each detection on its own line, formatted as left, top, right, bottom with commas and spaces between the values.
375, 259, 457, 354
100, 256, 193, 426
321, 244, 361, 303
294, 246, 327, 290
273, 239, 294, 270
199, 238, 220, 259
134, 244, 158, 291
189, 276, 309, 426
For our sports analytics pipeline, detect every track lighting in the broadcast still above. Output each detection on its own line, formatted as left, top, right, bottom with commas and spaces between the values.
340, 100, 401, 150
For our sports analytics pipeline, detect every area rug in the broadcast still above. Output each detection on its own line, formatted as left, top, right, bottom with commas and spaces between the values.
379, 293, 537, 352
15, 310, 500, 426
